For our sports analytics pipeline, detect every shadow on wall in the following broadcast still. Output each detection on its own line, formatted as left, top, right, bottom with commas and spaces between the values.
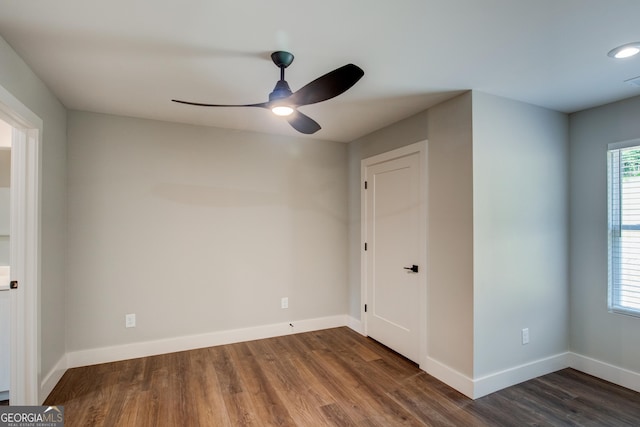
151, 180, 344, 221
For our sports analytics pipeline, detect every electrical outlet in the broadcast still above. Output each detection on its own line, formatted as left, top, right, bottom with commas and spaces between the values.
125, 313, 136, 328
521, 328, 529, 345
281, 297, 289, 309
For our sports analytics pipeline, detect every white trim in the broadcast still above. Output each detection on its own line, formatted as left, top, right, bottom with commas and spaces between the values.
0, 84, 42, 405
361, 140, 428, 365
0, 86, 43, 130
287, 315, 347, 335
346, 315, 364, 335
569, 352, 640, 393
360, 155, 368, 332
66, 315, 348, 369
607, 138, 640, 151
418, 143, 428, 368
423, 356, 475, 398
425, 352, 638, 399
361, 142, 427, 168
40, 354, 67, 402
472, 353, 570, 399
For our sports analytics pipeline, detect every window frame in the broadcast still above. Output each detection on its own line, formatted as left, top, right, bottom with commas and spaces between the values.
607, 138, 640, 318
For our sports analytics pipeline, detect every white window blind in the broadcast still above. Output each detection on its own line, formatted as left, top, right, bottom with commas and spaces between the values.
608, 143, 640, 317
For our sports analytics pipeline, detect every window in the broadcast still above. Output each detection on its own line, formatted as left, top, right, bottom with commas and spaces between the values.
608, 140, 640, 317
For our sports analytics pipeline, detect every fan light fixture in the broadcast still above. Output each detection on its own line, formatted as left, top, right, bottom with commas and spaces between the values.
608, 42, 640, 59
271, 105, 294, 116
172, 51, 364, 134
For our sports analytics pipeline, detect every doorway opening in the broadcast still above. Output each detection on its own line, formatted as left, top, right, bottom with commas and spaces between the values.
0, 118, 11, 403
0, 84, 42, 405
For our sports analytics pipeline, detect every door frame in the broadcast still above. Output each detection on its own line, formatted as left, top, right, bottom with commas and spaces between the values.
0, 84, 41, 405
361, 140, 428, 367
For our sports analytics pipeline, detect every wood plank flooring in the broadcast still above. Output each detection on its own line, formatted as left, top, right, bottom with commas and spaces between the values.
44, 327, 640, 426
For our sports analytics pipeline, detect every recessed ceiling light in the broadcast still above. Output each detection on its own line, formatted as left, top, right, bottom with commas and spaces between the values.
608, 42, 640, 59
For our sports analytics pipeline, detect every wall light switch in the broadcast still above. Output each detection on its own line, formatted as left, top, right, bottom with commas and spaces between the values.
521, 328, 529, 345
281, 297, 289, 309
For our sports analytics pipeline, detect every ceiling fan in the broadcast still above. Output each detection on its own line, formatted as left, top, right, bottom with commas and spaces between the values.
172, 51, 364, 135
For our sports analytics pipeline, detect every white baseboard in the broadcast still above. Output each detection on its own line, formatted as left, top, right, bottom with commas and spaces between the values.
425, 351, 639, 399
347, 315, 364, 335
423, 357, 475, 399
66, 315, 348, 369
472, 352, 570, 399
423, 353, 570, 399
39, 354, 68, 404
289, 315, 348, 335
569, 352, 640, 393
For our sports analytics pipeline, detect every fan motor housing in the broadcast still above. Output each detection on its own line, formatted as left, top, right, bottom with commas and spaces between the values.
269, 80, 293, 102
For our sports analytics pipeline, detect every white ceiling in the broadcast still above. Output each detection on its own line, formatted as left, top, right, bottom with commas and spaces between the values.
0, 0, 639, 142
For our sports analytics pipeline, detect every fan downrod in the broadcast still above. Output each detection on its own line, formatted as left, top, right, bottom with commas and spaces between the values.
271, 51, 294, 69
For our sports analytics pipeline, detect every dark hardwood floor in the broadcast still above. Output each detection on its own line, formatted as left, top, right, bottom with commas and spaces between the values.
45, 327, 640, 426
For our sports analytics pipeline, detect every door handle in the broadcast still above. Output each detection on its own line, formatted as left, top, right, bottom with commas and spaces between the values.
10, 280, 18, 289
404, 265, 419, 273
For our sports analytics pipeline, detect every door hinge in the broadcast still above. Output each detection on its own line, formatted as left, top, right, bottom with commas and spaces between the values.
364, 181, 368, 189
364, 304, 367, 313
364, 242, 367, 251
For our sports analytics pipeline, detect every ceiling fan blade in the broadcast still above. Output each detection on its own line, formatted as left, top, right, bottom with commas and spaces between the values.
172, 99, 269, 108
286, 110, 321, 134
288, 64, 364, 106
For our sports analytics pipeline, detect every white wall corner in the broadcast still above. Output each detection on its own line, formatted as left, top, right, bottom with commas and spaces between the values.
569, 352, 640, 393
39, 353, 68, 404
347, 315, 365, 335
423, 357, 475, 399
472, 352, 570, 399
66, 315, 350, 369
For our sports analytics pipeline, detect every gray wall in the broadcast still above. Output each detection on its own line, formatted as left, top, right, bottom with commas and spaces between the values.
348, 93, 475, 377
569, 95, 640, 373
472, 91, 569, 377
349, 91, 570, 382
426, 93, 475, 377
347, 110, 429, 319
0, 35, 68, 398
66, 111, 348, 351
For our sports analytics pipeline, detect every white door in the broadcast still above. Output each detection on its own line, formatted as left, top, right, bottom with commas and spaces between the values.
362, 143, 425, 363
